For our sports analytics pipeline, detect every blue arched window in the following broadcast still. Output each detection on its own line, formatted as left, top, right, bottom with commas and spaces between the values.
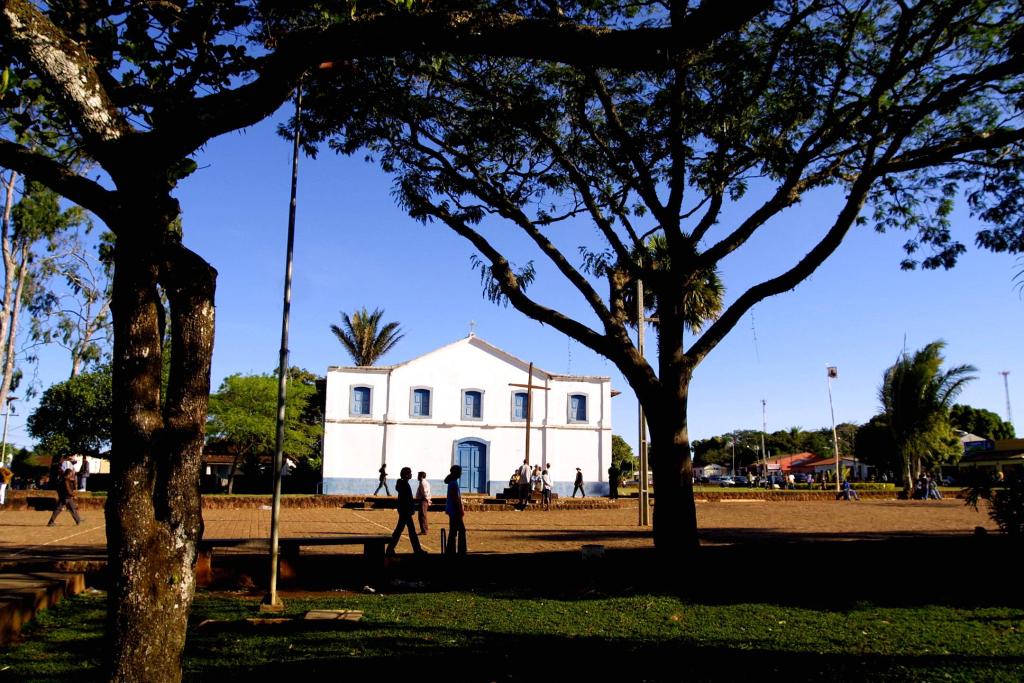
568, 393, 588, 423
462, 389, 483, 420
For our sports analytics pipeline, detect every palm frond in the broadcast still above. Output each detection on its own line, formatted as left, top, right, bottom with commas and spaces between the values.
331, 307, 403, 366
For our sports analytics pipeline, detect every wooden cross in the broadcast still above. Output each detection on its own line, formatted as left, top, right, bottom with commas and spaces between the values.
508, 362, 551, 464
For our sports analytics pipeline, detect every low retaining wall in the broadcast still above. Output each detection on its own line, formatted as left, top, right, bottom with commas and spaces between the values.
2, 491, 626, 512
2, 489, 962, 512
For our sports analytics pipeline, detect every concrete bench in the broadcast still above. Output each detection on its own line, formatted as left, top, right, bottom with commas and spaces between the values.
196, 535, 391, 586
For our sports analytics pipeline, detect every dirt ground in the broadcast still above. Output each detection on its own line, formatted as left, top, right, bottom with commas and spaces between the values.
200, 497, 997, 555
0, 498, 997, 561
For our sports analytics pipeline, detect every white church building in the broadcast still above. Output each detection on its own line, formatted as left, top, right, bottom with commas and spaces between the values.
322, 334, 614, 497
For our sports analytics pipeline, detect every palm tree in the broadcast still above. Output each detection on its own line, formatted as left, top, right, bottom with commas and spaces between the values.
880, 340, 976, 494
625, 234, 725, 334
331, 307, 404, 366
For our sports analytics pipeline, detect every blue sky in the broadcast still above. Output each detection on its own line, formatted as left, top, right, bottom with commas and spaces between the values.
8, 110, 1024, 454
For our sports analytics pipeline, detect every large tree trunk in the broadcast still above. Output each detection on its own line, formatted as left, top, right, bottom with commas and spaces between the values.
649, 379, 700, 560
646, 287, 700, 560
105, 216, 216, 682
901, 447, 914, 498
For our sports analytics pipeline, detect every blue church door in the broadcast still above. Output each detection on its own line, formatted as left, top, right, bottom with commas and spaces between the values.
456, 441, 487, 493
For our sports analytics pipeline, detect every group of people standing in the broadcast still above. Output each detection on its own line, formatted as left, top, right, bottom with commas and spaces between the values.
912, 474, 944, 500
511, 460, 555, 509
379, 463, 467, 558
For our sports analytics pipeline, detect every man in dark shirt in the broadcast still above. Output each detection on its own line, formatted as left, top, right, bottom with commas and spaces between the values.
573, 467, 586, 497
608, 463, 620, 500
386, 467, 424, 555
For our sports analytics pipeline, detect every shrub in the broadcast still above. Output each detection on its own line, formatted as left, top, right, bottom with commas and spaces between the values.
965, 472, 1024, 537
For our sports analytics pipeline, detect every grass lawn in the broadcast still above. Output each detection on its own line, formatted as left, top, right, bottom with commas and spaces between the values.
3, 587, 1022, 681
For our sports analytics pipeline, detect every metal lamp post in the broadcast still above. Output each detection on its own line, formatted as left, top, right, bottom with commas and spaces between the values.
760, 399, 768, 482
1, 396, 17, 467
827, 366, 840, 492
262, 85, 303, 612
636, 280, 650, 526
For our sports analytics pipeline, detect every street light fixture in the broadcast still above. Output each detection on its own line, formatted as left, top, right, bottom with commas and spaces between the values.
826, 366, 840, 492
1, 396, 18, 468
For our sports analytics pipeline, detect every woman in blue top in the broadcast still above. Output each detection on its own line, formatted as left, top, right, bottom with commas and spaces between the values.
444, 465, 467, 556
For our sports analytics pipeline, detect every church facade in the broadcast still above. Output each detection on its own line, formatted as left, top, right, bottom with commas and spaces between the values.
321, 335, 614, 497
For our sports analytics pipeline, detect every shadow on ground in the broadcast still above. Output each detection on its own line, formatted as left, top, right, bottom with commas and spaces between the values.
192, 533, 1021, 612
177, 626, 1024, 682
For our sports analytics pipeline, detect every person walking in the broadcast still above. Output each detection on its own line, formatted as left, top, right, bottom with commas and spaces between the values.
415, 471, 431, 535
444, 465, 467, 556
386, 467, 424, 556
572, 467, 586, 497
374, 463, 391, 496
47, 468, 83, 526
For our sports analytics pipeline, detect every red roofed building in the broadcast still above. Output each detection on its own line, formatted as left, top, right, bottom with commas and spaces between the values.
753, 452, 872, 482
754, 452, 820, 474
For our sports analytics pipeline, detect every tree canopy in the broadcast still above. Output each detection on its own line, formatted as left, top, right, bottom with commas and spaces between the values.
951, 403, 1016, 440
611, 434, 636, 474
692, 424, 859, 467
26, 364, 111, 457
206, 368, 321, 470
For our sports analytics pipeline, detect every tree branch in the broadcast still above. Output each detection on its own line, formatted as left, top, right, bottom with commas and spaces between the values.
688, 171, 877, 365
0, 0, 131, 149
158, 5, 771, 162
0, 140, 117, 222
423, 201, 656, 391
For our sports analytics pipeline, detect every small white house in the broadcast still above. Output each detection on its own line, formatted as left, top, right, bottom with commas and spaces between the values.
322, 335, 614, 496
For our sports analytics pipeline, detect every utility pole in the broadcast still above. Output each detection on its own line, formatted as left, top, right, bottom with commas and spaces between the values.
636, 279, 650, 527
731, 435, 736, 476
263, 85, 302, 612
760, 399, 767, 481
1000, 371, 1013, 427
827, 366, 840, 493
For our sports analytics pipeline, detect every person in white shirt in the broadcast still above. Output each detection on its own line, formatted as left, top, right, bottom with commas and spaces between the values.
415, 471, 431, 535
541, 466, 553, 510
517, 459, 532, 508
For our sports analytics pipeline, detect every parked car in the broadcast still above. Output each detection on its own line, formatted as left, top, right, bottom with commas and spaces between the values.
793, 473, 808, 484
718, 476, 735, 487
732, 475, 750, 486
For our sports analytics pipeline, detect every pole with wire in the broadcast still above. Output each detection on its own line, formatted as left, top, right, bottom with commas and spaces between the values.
636, 280, 650, 526
263, 84, 302, 612
827, 366, 840, 493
